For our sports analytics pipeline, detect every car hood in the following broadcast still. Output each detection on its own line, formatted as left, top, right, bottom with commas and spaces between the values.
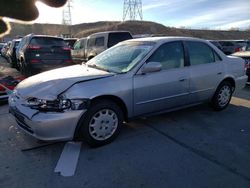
16, 65, 113, 100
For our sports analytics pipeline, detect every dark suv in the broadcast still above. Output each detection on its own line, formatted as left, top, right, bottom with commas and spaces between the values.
17, 34, 72, 76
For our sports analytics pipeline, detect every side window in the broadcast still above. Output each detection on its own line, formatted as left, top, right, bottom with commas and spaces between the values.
73, 41, 81, 50
95, 37, 104, 47
80, 39, 86, 49
87, 38, 95, 48
186, 41, 215, 65
147, 41, 185, 70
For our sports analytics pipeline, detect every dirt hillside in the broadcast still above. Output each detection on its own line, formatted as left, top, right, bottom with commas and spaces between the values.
3, 21, 250, 40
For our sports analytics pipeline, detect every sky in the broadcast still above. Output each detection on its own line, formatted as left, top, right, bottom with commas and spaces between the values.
34, 0, 250, 30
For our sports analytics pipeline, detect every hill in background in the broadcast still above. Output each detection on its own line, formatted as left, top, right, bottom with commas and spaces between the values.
2, 21, 250, 41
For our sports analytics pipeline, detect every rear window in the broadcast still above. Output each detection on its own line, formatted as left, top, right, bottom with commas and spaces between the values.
30, 37, 66, 46
108, 32, 132, 48
65, 39, 77, 48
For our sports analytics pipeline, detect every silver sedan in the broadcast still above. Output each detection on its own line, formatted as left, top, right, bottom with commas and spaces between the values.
9, 37, 247, 147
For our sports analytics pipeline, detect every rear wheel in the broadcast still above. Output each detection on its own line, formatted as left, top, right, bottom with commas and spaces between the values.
24, 65, 32, 77
211, 81, 233, 111
21, 62, 32, 77
9, 58, 16, 68
78, 100, 123, 147
20, 61, 25, 75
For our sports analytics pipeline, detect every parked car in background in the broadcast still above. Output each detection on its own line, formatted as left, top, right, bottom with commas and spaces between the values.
0, 42, 6, 55
218, 40, 242, 55
1, 41, 11, 58
64, 38, 78, 49
6, 39, 21, 68
71, 31, 133, 63
234, 40, 248, 48
9, 37, 247, 147
241, 40, 250, 51
232, 44, 250, 82
209, 40, 223, 51
16, 34, 72, 76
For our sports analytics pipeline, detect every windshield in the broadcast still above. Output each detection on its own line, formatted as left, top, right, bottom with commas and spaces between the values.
86, 41, 155, 73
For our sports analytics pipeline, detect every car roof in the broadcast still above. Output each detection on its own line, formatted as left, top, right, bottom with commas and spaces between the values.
88, 31, 131, 38
127, 36, 207, 43
64, 38, 78, 40
27, 34, 63, 40
13, 39, 21, 42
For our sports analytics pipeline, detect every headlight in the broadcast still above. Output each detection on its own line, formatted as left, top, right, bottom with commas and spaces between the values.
25, 98, 89, 112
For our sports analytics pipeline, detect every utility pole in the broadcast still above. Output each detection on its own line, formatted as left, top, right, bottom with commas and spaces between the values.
123, 0, 143, 21
62, 0, 73, 25
62, 0, 73, 38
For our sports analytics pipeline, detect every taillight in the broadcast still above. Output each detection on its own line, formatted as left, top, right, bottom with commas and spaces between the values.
30, 59, 39, 63
27, 45, 41, 50
64, 59, 73, 63
62, 47, 71, 51
235, 47, 241, 52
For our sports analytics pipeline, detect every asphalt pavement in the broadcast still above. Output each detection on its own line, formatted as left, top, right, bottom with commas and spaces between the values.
0, 56, 250, 188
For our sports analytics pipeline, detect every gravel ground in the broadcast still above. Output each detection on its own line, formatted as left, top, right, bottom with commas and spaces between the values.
0, 56, 21, 78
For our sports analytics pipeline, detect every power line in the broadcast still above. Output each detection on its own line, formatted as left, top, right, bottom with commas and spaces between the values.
123, 0, 143, 21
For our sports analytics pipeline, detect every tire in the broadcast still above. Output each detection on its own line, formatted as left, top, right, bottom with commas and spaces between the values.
20, 60, 25, 75
211, 81, 233, 111
9, 58, 15, 68
78, 100, 124, 147
24, 65, 32, 77
21, 62, 32, 77
87, 56, 94, 61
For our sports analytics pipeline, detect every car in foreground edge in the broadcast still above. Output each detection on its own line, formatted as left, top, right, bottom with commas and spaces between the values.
9, 37, 247, 147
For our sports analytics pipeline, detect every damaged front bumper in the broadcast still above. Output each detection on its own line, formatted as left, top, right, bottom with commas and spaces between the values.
8, 94, 86, 141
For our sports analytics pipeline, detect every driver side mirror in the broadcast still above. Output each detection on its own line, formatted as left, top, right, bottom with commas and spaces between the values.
141, 62, 162, 74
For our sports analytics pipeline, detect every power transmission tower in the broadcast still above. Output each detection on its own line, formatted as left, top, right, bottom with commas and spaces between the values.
62, 0, 73, 25
123, 0, 143, 21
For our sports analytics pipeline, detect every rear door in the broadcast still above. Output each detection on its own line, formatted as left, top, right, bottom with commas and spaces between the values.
133, 41, 190, 116
185, 41, 224, 103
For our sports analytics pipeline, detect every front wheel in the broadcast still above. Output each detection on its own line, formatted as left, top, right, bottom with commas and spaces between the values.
78, 100, 124, 147
211, 81, 233, 111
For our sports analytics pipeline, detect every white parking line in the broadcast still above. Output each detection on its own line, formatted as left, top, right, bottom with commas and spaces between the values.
54, 141, 82, 177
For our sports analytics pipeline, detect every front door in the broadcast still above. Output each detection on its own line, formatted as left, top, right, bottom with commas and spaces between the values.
133, 41, 190, 116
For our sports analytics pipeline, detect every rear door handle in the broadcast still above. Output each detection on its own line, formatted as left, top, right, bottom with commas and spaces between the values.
217, 72, 222, 75
179, 78, 187, 82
